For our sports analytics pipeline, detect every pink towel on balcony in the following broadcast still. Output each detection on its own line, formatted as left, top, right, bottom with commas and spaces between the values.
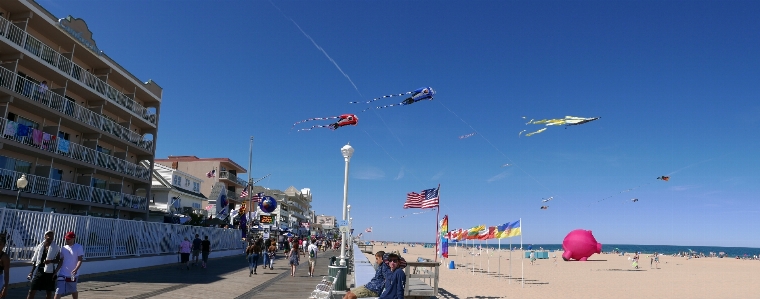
32, 129, 43, 146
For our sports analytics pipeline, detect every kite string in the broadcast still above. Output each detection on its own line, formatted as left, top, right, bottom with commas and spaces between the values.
362, 129, 422, 185
437, 101, 555, 195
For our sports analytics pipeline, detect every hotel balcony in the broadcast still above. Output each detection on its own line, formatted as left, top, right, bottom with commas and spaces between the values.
0, 16, 158, 127
0, 117, 151, 181
218, 171, 246, 187
0, 66, 154, 153
0, 168, 148, 210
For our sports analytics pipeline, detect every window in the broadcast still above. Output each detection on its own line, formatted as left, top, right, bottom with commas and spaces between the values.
91, 178, 108, 189
193, 182, 200, 192
14, 160, 31, 174
58, 131, 70, 141
96, 145, 111, 155
173, 175, 182, 186
51, 169, 63, 180
16, 116, 39, 130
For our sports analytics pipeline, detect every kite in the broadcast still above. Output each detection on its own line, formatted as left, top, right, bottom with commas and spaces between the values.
523, 128, 546, 137
521, 116, 600, 136
501, 163, 512, 167
352, 87, 435, 111
657, 176, 670, 181
631, 198, 639, 202
540, 206, 549, 210
542, 197, 554, 203
459, 132, 476, 139
292, 114, 358, 131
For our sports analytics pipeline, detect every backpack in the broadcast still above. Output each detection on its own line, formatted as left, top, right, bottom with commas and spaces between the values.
309, 247, 316, 258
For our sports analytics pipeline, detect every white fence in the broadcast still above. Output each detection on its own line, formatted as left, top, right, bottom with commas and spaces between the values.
0, 208, 245, 261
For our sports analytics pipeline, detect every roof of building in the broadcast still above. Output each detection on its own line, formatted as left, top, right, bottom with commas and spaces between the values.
148, 162, 207, 199
156, 156, 247, 172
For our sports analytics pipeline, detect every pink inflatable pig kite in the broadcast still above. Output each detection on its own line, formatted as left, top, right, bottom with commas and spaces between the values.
562, 229, 602, 261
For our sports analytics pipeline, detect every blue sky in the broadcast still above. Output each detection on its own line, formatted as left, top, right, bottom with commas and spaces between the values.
40, 0, 760, 247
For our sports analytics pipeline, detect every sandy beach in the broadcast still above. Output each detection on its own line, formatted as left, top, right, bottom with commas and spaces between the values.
363, 242, 760, 299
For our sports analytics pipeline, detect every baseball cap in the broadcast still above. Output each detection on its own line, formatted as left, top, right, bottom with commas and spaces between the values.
65, 232, 76, 240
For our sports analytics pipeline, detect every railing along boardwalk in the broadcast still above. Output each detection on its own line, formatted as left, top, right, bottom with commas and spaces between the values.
0, 208, 245, 261
404, 261, 440, 299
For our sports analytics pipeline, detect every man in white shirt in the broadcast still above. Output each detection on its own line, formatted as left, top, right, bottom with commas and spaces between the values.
307, 241, 319, 277
53, 232, 84, 299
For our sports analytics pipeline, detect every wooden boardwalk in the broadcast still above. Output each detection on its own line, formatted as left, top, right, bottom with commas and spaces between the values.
8, 251, 340, 298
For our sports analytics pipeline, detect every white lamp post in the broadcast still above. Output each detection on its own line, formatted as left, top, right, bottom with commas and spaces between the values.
339, 143, 354, 266
15, 174, 28, 209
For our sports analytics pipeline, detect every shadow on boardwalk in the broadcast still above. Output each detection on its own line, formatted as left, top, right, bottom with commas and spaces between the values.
12, 252, 337, 299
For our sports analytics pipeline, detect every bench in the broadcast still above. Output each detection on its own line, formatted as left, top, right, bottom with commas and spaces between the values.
308, 270, 341, 299
404, 261, 439, 299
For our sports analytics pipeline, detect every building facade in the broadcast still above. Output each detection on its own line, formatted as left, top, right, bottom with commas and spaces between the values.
148, 162, 207, 222
0, 1, 161, 220
154, 156, 247, 210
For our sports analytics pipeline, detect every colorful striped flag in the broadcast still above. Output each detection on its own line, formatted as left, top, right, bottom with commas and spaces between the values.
497, 220, 522, 238
403, 186, 440, 209
439, 215, 449, 258
240, 186, 249, 198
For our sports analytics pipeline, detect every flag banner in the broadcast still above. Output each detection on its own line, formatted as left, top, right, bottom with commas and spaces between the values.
403, 186, 440, 209
240, 185, 249, 198
439, 215, 449, 258
252, 192, 263, 203
365, 227, 373, 233
206, 169, 216, 178
498, 220, 522, 238
467, 225, 485, 240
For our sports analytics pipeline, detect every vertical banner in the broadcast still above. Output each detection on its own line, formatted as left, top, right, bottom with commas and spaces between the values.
439, 215, 449, 258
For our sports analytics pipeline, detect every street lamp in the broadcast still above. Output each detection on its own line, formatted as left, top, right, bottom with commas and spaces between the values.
339, 143, 354, 266
14, 174, 28, 209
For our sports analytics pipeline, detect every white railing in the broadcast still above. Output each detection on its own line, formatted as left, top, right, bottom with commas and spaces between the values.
0, 67, 154, 152
0, 168, 148, 209
0, 117, 151, 181
0, 209, 245, 261
0, 16, 157, 125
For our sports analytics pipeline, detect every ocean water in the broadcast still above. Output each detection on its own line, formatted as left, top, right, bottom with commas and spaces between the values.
431, 243, 760, 257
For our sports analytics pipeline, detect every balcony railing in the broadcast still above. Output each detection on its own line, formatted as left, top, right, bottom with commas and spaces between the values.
0, 209, 245, 261
0, 66, 154, 152
0, 16, 158, 125
0, 117, 151, 181
0, 168, 148, 209
219, 171, 246, 186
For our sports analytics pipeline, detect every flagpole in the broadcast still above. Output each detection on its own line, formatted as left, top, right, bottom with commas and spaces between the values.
498, 237, 501, 281
509, 236, 512, 285
247, 136, 254, 243
487, 237, 490, 276
434, 184, 440, 263
521, 217, 524, 288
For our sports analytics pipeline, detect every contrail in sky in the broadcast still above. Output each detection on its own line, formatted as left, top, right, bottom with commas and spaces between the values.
268, 0, 362, 97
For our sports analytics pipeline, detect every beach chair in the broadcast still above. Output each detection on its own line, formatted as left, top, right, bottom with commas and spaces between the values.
308, 270, 341, 299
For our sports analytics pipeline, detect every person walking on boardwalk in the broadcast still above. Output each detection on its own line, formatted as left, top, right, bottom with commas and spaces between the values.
267, 241, 277, 270
378, 253, 406, 299
178, 237, 191, 270
262, 238, 271, 270
28, 230, 60, 299
201, 236, 211, 268
288, 243, 300, 277
53, 232, 83, 299
0, 233, 10, 299
307, 241, 319, 277
246, 241, 262, 276
191, 234, 202, 266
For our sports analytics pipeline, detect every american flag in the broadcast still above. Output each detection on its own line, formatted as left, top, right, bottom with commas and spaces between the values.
252, 192, 263, 203
206, 169, 216, 178
403, 186, 440, 209
240, 186, 249, 198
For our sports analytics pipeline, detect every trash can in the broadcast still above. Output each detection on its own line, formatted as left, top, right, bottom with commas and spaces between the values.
328, 265, 348, 291
448, 260, 455, 269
